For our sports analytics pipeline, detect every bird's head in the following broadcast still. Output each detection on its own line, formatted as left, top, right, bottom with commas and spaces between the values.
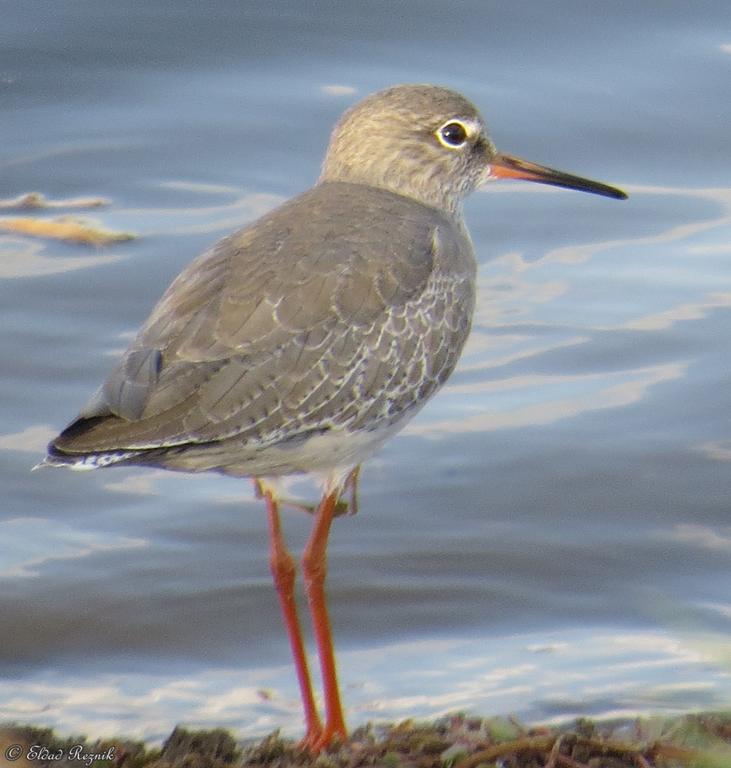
320, 84, 626, 214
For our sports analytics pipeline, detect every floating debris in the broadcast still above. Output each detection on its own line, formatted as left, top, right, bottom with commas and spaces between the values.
0, 216, 134, 246
0, 192, 109, 210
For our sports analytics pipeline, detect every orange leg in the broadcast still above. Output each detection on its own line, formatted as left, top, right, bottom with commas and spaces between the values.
261, 486, 323, 746
301, 491, 348, 749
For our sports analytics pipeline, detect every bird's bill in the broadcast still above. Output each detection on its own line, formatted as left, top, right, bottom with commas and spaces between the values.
489, 152, 627, 200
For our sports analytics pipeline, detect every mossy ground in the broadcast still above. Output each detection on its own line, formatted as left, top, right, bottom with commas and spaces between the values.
2, 713, 730, 768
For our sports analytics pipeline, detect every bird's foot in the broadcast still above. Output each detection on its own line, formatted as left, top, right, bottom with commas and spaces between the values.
287, 498, 351, 517
306, 718, 347, 752
297, 723, 324, 752
299, 465, 361, 518
253, 478, 352, 518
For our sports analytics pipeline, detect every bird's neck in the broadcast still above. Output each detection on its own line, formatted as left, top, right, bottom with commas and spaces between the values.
319, 161, 463, 216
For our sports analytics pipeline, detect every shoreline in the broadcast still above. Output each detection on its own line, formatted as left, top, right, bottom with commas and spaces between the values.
2, 711, 730, 767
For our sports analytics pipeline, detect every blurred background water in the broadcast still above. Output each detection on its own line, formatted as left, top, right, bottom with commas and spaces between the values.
1, 0, 730, 743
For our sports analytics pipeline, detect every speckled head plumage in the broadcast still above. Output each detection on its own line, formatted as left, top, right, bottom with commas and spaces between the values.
320, 84, 627, 214
319, 84, 498, 214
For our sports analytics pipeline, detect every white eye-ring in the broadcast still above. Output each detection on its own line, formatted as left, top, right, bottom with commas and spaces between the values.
436, 119, 470, 149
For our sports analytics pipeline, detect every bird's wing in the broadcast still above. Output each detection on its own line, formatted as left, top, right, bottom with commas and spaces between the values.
53, 183, 474, 454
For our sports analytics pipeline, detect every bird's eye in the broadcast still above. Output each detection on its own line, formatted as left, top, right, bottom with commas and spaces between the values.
437, 120, 469, 149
